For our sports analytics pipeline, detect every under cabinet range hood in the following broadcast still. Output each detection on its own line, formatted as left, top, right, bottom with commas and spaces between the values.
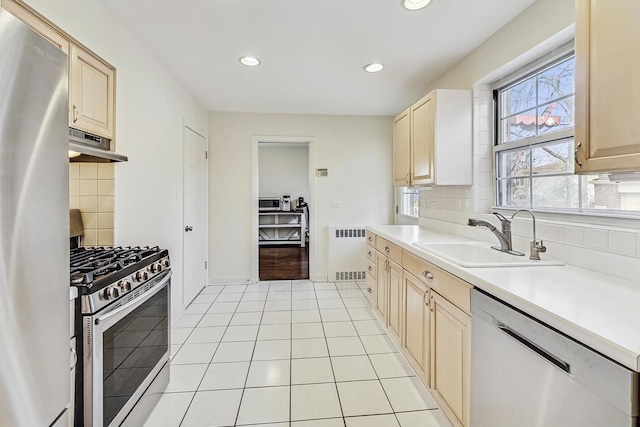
68, 128, 128, 162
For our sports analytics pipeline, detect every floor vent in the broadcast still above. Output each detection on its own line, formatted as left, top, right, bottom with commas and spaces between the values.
328, 226, 366, 282
335, 271, 366, 281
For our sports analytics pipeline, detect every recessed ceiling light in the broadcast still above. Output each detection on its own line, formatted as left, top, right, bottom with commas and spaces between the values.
402, 0, 432, 11
239, 56, 260, 67
364, 63, 384, 73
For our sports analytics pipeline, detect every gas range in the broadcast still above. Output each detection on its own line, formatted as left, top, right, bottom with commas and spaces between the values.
70, 246, 171, 314
70, 246, 172, 427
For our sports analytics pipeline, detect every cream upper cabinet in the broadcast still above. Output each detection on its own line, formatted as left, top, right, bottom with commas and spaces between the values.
393, 108, 411, 186
431, 291, 471, 427
403, 271, 430, 382
393, 89, 472, 187
410, 93, 435, 185
2, 0, 68, 53
575, 0, 640, 173
70, 44, 115, 139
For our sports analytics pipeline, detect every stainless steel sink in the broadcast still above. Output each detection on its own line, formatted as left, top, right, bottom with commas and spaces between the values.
412, 241, 563, 268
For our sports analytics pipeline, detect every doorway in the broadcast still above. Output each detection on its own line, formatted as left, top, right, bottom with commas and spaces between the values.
256, 140, 311, 281
183, 126, 208, 305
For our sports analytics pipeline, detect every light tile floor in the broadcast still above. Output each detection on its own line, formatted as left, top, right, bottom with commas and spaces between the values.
142, 280, 453, 427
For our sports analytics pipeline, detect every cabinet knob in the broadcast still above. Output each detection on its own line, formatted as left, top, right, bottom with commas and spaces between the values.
384, 246, 390, 253
422, 270, 433, 280
72, 105, 79, 123
185, 226, 193, 232
368, 251, 372, 256
574, 141, 583, 168
367, 287, 372, 293
367, 266, 372, 272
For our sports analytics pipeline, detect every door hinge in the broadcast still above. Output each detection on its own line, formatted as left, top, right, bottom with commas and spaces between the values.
395, 205, 399, 214
204, 151, 208, 159
204, 261, 208, 270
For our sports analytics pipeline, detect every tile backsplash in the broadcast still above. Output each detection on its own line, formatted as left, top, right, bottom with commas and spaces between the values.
69, 163, 115, 246
416, 85, 640, 283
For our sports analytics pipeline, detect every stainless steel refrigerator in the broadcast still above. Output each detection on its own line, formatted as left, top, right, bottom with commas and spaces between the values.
0, 9, 70, 427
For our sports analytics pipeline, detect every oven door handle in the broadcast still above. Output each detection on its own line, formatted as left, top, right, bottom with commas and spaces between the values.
94, 270, 171, 326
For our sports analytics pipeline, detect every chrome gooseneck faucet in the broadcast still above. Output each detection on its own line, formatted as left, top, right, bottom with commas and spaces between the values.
511, 209, 547, 260
467, 212, 524, 256
468, 210, 547, 259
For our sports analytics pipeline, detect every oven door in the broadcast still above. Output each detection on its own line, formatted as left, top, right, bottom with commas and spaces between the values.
84, 270, 171, 427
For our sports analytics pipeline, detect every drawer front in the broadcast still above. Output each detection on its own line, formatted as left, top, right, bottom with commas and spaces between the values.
403, 251, 471, 314
364, 272, 376, 307
365, 230, 377, 247
376, 237, 403, 265
366, 245, 376, 263
366, 258, 376, 279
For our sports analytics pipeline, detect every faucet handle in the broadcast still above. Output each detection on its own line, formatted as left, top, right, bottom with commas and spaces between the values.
493, 212, 510, 224
530, 240, 547, 260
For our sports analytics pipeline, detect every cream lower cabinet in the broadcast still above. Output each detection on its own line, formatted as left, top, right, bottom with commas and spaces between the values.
430, 291, 471, 427
386, 259, 403, 344
375, 251, 388, 320
402, 272, 430, 382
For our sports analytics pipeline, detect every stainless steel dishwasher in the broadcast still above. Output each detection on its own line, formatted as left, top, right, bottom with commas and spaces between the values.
471, 289, 639, 427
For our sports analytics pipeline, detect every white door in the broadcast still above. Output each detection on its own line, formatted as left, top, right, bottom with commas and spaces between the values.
183, 127, 208, 305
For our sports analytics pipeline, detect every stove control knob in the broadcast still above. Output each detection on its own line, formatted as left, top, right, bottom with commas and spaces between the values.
156, 262, 163, 272
163, 259, 170, 268
103, 286, 119, 300
119, 280, 132, 292
135, 271, 149, 282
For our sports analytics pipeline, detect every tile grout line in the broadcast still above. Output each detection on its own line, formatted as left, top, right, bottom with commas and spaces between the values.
175, 283, 232, 427
315, 281, 347, 427
233, 280, 271, 426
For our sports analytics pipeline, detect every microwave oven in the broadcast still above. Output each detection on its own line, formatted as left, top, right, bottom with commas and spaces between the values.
259, 197, 282, 211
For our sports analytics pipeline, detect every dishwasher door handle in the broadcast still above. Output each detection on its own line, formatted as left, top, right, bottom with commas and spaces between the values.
498, 324, 571, 374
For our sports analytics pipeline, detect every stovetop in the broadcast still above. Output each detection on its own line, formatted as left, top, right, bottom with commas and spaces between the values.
70, 246, 168, 293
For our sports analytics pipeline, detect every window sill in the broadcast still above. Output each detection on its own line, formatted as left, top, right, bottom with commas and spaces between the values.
397, 214, 419, 225
493, 206, 640, 231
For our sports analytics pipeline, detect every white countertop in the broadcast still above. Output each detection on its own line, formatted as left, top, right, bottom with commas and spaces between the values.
367, 224, 640, 372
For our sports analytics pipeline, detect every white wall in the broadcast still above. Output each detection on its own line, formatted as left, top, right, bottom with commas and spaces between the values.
258, 144, 310, 204
412, 0, 640, 282
24, 0, 209, 321
209, 112, 394, 283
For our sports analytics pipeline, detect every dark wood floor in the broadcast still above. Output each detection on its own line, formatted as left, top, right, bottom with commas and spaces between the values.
259, 245, 309, 281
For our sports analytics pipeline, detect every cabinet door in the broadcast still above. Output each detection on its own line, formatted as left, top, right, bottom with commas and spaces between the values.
364, 271, 376, 308
387, 260, 403, 342
431, 292, 471, 427
403, 272, 429, 382
70, 44, 115, 139
575, 0, 640, 173
393, 108, 411, 186
410, 93, 435, 185
1, 0, 69, 54
375, 252, 388, 320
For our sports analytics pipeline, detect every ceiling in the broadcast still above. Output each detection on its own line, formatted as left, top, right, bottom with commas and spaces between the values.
97, 0, 536, 116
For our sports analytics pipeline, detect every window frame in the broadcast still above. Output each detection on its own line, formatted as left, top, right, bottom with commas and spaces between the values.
492, 42, 640, 219
397, 186, 419, 219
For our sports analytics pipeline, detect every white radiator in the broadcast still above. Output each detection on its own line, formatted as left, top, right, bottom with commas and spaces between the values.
327, 225, 367, 281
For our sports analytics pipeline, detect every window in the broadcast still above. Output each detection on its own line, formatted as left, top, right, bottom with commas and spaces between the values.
399, 187, 419, 217
494, 51, 640, 215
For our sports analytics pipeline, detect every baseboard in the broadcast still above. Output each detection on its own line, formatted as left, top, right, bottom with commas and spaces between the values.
208, 277, 252, 285
311, 273, 328, 283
